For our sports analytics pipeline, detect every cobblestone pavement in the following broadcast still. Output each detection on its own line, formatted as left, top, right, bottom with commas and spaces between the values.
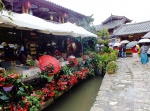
90, 57, 150, 111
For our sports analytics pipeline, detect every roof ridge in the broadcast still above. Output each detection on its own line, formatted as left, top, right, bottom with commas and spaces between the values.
45, 0, 87, 17
122, 20, 150, 26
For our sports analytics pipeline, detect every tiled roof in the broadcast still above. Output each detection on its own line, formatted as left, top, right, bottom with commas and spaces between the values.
102, 15, 131, 24
113, 21, 150, 36
95, 19, 125, 31
44, 0, 87, 18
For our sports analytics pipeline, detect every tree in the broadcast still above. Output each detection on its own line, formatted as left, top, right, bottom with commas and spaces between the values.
78, 15, 96, 34
0, 0, 6, 11
97, 28, 110, 40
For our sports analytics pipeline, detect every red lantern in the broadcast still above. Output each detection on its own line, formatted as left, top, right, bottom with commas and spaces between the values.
25, 1, 31, 9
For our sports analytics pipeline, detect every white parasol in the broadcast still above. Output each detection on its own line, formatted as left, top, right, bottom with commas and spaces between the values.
120, 40, 129, 44
113, 43, 121, 46
138, 39, 150, 43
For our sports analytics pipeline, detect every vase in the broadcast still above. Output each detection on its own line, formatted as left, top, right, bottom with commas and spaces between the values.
47, 76, 53, 82
107, 70, 114, 74
47, 73, 54, 77
29, 65, 34, 68
3, 83, 13, 92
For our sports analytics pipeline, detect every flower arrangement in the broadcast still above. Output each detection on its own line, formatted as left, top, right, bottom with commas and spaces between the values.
0, 71, 20, 87
44, 63, 55, 74
68, 57, 78, 67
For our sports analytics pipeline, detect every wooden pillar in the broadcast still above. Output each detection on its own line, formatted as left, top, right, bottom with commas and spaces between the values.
62, 16, 64, 23
22, 4, 25, 13
59, 16, 61, 23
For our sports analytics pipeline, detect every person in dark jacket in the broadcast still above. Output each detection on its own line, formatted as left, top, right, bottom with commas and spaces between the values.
122, 44, 126, 58
118, 45, 122, 57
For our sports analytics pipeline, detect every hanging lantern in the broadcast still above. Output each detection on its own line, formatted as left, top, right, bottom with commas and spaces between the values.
25, 1, 31, 9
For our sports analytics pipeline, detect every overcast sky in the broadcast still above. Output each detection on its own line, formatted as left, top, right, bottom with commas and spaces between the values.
49, 0, 150, 25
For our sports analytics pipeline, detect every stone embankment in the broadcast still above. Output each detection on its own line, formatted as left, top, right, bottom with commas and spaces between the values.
91, 57, 150, 111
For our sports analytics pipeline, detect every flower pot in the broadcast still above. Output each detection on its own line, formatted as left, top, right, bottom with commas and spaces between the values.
29, 65, 34, 68
3, 83, 13, 92
47, 76, 53, 82
107, 70, 114, 74
48, 73, 54, 77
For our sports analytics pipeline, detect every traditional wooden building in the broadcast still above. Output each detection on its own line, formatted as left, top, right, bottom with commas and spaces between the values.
2, 0, 87, 24
113, 20, 150, 42
95, 15, 131, 35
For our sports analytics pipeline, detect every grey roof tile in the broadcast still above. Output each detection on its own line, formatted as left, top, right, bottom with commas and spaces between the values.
95, 20, 123, 31
113, 21, 150, 36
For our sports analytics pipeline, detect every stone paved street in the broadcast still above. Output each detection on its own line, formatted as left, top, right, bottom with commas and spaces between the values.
90, 57, 150, 111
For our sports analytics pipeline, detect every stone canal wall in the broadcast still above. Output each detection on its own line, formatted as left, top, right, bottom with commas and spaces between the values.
90, 58, 150, 111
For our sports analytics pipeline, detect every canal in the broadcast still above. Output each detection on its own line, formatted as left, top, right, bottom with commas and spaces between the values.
44, 75, 103, 111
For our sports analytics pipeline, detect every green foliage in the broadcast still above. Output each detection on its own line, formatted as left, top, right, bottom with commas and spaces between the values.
106, 61, 118, 73
0, 0, 6, 11
102, 46, 109, 53
26, 96, 41, 111
61, 65, 72, 75
92, 53, 102, 71
82, 37, 97, 53
97, 28, 110, 40
97, 39, 104, 44
0, 89, 10, 106
103, 40, 109, 45
78, 15, 96, 33
27, 60, 35, 66
100, 53, 109, 66
108, 53, 117, 62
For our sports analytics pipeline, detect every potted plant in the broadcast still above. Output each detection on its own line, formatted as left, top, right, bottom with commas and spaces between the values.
106, 61, 118, 74
68, 56, 78, 67
27, 60, 35, 68
43, 63, 55, 82
0, 71, 20, 91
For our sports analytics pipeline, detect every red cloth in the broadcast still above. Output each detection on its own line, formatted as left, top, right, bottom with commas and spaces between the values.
131, 46, 138, 53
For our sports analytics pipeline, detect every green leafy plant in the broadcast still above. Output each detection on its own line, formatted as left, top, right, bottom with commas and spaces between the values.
97, 28, 110, 40
25, 95, 41, 111
61, 65, 72, 75
27, 60, 34, 66
106, 61, 118, 74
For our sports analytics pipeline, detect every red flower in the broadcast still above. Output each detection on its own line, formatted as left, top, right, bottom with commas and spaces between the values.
0, 77, 5, 82
68, 58, 78, 67
49, 92, 55, 97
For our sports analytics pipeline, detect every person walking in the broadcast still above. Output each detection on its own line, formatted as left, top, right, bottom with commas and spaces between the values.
140, 43, 149, 64
118, 45, 122, 57
131, 45, 139, 62
122, 44, 126, 58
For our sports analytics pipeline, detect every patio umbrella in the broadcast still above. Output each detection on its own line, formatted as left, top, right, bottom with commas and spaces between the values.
38, 55, 61, 74
142, 32, 150, 38
126, 41, 138, 48
138, 39, 150, 43
113, 43, 121, 47
120, 40, 129, 44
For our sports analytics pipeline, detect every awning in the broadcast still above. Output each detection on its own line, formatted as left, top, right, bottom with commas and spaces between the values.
0, 10, 97, 38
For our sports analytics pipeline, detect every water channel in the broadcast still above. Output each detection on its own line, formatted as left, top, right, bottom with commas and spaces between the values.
44, 75, 103, 111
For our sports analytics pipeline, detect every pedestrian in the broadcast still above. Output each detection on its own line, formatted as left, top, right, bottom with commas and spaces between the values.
140, 43, 149, 64
122, 44, 126, 58
131, 45, 139, 62
118, 45, 122, 57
